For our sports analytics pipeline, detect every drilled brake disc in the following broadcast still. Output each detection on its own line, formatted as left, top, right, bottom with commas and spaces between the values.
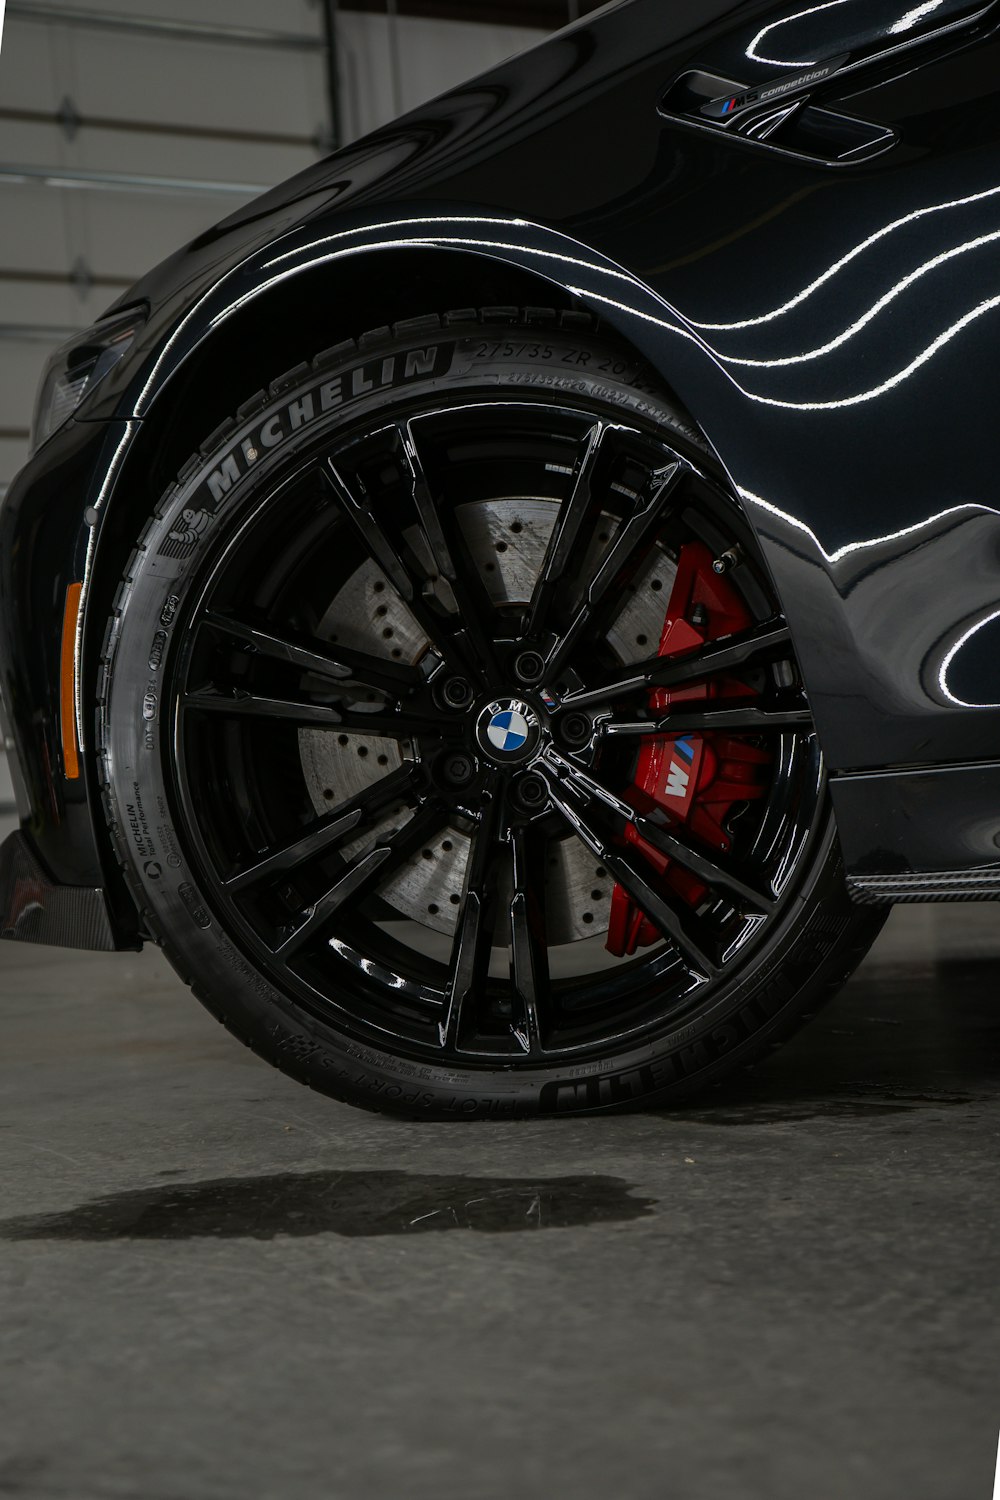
298, 496, 677, 941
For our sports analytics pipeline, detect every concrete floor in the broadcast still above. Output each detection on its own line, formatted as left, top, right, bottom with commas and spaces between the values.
1, 833, 999, 1499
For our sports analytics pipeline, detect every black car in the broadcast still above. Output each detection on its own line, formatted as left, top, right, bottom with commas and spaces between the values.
3, 0, 999, 1117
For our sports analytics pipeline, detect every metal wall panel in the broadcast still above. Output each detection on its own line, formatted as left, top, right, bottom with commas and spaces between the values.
0, 1, 557, 493
3, 109, 316, 181
1, 180, 259, 275
30, 0, 323, 36
0, 26, 328, 136
0, 0, 327, 493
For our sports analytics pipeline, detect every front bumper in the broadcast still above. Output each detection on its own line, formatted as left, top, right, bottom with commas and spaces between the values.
0, 827, 120, 950
0, 417, 142, 950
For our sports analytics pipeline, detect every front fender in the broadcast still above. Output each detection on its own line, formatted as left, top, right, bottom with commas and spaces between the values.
88, 207, 1000, 786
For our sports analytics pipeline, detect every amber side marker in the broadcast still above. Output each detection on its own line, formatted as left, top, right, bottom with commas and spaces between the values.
60, 582, 83, 781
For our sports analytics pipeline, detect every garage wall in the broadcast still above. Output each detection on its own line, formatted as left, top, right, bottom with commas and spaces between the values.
0, 0, 327, 494
0, 0, 571, 801
0, 0, 547, 497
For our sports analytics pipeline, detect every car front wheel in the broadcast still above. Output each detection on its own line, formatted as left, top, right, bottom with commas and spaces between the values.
99, 309, 884, 1117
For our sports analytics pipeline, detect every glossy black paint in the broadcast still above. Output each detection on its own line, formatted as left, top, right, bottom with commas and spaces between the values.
6, 0, 1000, 939
834, 762, 1000, 882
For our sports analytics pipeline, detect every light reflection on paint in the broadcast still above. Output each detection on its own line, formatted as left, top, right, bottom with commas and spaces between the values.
825, 505, 992, 563
569, 279, 1000, 412
748, 294, 1000, 409
738, 487, 1000, 712
710, 229, 1000, 370
889, 0, 946, 31
938, 608, 1000, 705
735, 487, 823, 553
691, 184, 1000, 332
76, 419, 139, 751
737, 491, 996, 580
745, 0, 969, 69
261, 214, 534, 271
739, 489, 1000, 713
745, 0, 850, 68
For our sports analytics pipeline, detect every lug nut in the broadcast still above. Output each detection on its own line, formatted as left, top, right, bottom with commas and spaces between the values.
439, 751, 477, 788
439, 676, 474, 710
510, 773, 549, 813
512, 650, 545, 685
556, 711, 593, 751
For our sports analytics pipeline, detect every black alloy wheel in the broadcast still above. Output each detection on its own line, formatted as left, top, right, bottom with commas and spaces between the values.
100, 312, 885, 1116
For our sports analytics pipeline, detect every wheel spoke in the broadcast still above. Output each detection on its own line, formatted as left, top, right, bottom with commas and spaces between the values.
600, 702, 813, 737
561, 620, 793, 710
321, 457, 472, 679
226, 764, 418, 893
322, 456, 424, 608
182, 687, 447, 739
507, 822, 548, 1055
539, 762, 719, 979
545, 458, 688, 678
202, 612, 422, 698
396, 420, 456, 586
398, 419, 503, 682
276, 800, 448, 959
438, 779, 506, 1050
542, 749, 774, 914
171, 390, 826, 1066
525, 420, 610, 641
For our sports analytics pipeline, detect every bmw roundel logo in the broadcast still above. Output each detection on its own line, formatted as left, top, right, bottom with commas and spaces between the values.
488, 707, 530, 753
477, 699, 540, 763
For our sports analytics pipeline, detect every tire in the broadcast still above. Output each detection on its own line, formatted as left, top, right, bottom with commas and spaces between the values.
98, 308, 885, 1118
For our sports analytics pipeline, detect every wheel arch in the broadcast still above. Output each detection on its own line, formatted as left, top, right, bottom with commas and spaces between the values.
84, 218, 752, 717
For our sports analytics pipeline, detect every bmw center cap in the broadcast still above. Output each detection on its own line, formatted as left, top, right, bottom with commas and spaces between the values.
477, 699, 541, 764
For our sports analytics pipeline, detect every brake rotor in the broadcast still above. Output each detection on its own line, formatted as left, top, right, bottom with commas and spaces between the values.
298, 496, 677, 942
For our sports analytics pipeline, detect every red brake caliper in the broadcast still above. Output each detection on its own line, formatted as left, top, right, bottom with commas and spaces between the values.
606, 541, 771, 958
